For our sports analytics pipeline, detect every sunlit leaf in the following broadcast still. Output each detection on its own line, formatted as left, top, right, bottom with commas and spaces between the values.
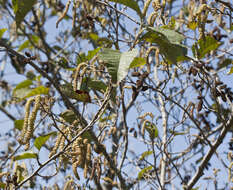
13, 82, 49, 100
0, 28, 7, 38
34, 132, 56, 151
145, 121, 158, 139
187, 22, 198, 30
140, 27, 187, 64
12, 87, 33, 100
18, 35, 39, 52
14, 119, 24, 131
76, 52, 87, 65
86, 47, 101, 61
228, 67, 233, 75
192, 36, 221, 59
99, 48, 138, 83
87, 32, 99, 41
118, 48, 138, 82
139, 151, 153, 161
13, 152, 38, 161
130, 57, 146, 68
98, 48, 121, 83
109, 0, 142, 18
138, 166, 153, 180
147, 26, 185, 44
13, 79, 33, 91
24, 86, 49, 99
12, 0, 37, 28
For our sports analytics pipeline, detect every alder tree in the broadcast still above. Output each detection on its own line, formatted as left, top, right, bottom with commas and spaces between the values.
0, 0, 232, 189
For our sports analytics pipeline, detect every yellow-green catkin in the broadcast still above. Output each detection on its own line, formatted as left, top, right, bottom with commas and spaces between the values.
73, 62, 87, 91
18, 97, 34, 145
142, 0, 153, 17
24, 95, 41, 150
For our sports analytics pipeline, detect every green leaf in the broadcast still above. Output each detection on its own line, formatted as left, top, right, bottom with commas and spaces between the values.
13, 79, 33, 91
13, 83, 49, 101
140, 27, 187, 64
18, 35, 40, 52
58, 57, 70, 69
12, 0, 37, 28
98, 48, 121, 84
187, 21, 198, 30
86, 47, 101, 61
139, 151, 153, 161
228, 67, 233, 75
60, 110, 76, 123
24, 86, 49, 99
13, 152, 38, 161
76, 52, 87, 65
0, 28, 7, 38
12, 87, 33, 100
14, 119, 24, 130
147, 27, 185, 44
138, 166, 153, 180
60, 83, 91, 102
218, 59, 233, 70
192, 36, 221, 59
118, 48, 138, 82
34, 132, 56, 151
82, 78, 107, 93
97, 38, 113, 47
130, 57, 146, 68
109, 0, 142, 18
145, 121, 158, 139
0, 182, 6, 188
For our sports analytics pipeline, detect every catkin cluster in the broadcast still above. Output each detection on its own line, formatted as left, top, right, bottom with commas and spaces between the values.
49, 125, 72, 157
72, 57, 98, 92
71, 137, 92, 180
18, 95, 41, 150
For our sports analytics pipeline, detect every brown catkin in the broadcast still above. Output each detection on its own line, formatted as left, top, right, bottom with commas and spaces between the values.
96, 158, 101, 182
83, 161, 88, 178
86, 143, 91, 163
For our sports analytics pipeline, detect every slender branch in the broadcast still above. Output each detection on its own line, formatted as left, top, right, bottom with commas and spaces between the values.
0, 105, 16, 121
118, 82, 129, 170
185, 116, 233, 190
154, 50, 168, 190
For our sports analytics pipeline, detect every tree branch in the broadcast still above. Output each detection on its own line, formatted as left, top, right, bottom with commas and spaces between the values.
185, 116, 233, 190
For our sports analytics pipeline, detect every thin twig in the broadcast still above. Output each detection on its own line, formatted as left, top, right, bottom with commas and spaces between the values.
185, 116, 233, 190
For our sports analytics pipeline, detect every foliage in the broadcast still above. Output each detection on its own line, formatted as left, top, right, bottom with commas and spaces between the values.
0, 0, 232, 189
